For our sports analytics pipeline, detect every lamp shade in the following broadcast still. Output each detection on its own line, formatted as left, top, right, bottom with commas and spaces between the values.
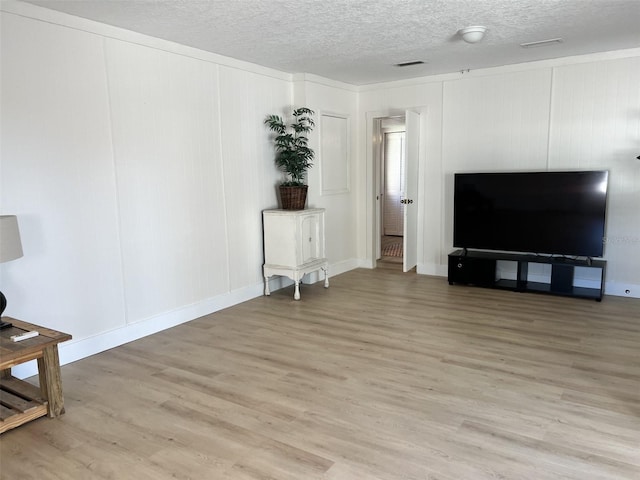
0, 215, 23, 263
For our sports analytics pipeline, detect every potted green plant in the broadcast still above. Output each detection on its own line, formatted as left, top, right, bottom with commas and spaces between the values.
264, 107, 315, 210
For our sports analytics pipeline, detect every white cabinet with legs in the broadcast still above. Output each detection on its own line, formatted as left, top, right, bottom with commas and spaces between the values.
263, 209, 329, 300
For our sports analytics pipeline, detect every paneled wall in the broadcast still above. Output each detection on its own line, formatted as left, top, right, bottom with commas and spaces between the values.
441, 69, 554, 260
294, 76, 360, 273
358, 82, 445, 270
106, 39, 228, 322
359, 52, 640, 296
1, 13, 126, 340
1, 2, 638, 378
0, 5, 355, 376
548, 57, 640, 292
217, 66, 293, 291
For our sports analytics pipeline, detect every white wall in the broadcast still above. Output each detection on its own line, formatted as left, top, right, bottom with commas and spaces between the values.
548, 57, 640, 295
358, 82, 445, 270
1, 12, 126, 341
441, 68, 554, 271
106, 39, 229, 322
0, 3, 359, 377
1, 2, 638, 380
359, 51, 640, 297
293, 75, 360, 276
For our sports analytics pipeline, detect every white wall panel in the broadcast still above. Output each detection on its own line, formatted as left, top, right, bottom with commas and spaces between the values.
549, 57, 640, 289
359, 82, 444, 270
358, 55, 640, 292
294, 79, 359, 268
442, 70, 552, 173
441, 70, 553, 255
4, 0, 639, 382
218, 66, 291, 290
105, 40, 228, 322
320, 113, 350, 195
0, 14, 125, 338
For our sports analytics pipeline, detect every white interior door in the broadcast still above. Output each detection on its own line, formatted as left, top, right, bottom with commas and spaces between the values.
403, 110, 420, 272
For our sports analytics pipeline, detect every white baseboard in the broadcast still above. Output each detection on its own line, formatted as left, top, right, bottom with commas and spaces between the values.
358, 258, 375, 269
604, 281, 640, 299
330, 258, 360, 276
12, 258, 363, 380
417, 262, 447, 277
13, 258, 634, 380
12, 281, 265, 379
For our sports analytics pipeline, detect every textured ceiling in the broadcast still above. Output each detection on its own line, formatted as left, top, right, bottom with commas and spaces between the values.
22, 0, 640, 85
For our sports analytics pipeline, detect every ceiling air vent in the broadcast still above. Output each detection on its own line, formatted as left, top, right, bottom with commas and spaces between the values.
520, 38, 563, 48
395, 61, 425, 67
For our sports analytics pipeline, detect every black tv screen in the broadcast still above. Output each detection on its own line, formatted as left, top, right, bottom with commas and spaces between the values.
453, 171, 609, 257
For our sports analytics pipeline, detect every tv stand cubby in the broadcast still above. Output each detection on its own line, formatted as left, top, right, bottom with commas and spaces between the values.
448, 249, 606, 301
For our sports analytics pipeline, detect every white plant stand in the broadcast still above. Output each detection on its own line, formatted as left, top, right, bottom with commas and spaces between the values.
263, 209, 329, 300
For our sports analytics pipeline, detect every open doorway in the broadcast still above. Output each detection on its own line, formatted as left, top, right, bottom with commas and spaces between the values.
380, 117, 405, 264
368, 108, 422, 272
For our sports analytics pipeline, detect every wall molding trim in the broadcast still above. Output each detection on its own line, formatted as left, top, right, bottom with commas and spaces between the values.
292, 73, 359, 92
11, 279, 268, 379
11, 258, 362, 379
358, 47, 640, 92
417, 262, 447, 277
3, 0, 638, 93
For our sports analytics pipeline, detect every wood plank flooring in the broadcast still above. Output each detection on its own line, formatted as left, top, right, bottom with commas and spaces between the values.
1, 265, 639, 479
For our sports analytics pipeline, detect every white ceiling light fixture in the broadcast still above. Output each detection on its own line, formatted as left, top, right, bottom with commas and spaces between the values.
459, 26, 487, 43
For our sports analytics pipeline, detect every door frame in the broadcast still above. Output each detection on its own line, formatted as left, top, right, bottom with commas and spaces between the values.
365, 107, 427, 270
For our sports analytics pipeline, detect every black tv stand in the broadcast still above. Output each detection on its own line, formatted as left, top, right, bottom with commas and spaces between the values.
448, 250, 606, 301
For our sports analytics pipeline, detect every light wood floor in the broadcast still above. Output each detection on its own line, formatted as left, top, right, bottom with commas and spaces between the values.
1, 265, 639, 479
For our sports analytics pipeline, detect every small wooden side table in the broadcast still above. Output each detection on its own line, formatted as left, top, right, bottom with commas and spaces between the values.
0, 317, 72, 434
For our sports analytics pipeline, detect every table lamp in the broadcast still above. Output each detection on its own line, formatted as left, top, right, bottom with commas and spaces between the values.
0, 215, 23, 328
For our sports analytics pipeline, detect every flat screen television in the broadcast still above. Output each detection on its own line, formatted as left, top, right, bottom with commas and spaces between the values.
453, 170, 609, 257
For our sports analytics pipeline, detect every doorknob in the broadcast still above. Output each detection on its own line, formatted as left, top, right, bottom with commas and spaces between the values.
400, 199, 414, 204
